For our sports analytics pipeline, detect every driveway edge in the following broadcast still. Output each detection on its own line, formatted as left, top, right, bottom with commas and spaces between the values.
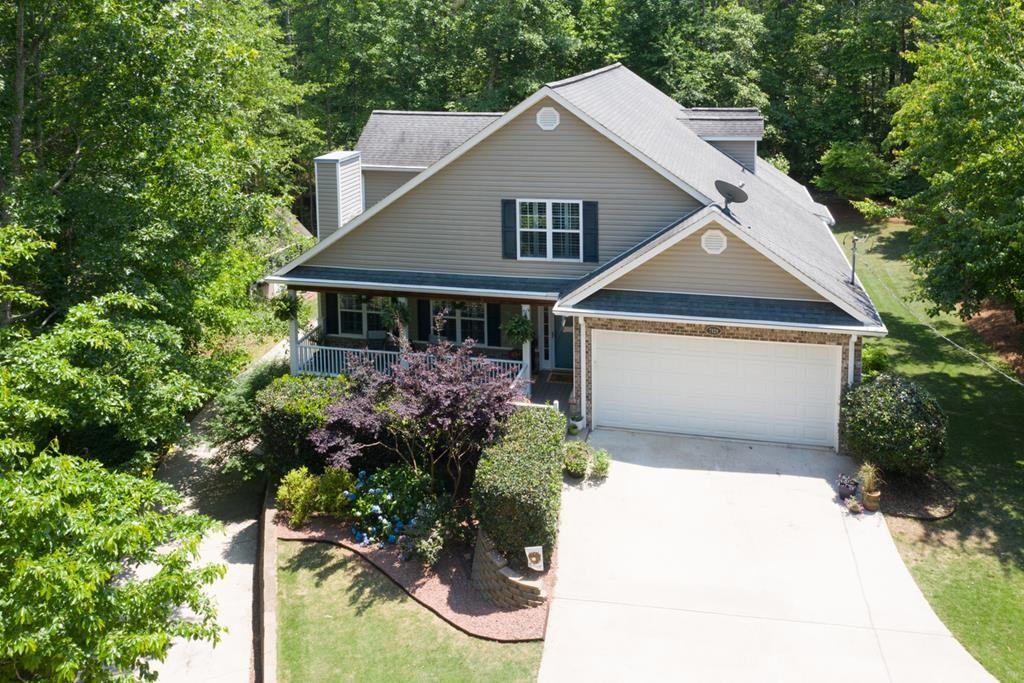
257, 481, 278, 683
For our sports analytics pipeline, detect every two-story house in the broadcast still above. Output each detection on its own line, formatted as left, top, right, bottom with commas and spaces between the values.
268, 64, 886, 450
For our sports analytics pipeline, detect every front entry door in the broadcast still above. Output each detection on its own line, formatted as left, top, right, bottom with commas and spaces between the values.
537, 307, 574, 371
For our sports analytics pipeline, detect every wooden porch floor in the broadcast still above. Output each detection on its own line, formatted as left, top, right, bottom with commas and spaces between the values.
530, 370, 573, 414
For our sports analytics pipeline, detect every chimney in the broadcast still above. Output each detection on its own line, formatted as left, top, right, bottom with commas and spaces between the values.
314, 151, 363, 240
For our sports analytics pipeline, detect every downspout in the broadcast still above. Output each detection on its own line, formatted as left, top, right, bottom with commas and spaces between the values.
847, 334, 858, 387
580, 317, 588, 427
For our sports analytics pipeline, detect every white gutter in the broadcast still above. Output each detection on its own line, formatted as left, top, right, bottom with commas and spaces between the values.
264, 275, 561, 302
553, 304, 888, 337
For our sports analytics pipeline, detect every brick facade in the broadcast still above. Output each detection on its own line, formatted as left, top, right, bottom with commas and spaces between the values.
571, 316, 863, 430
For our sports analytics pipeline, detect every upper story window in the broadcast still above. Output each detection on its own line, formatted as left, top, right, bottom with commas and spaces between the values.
431, 300, 487, 344
337, 294, 388, 338
517, 199, 582, 261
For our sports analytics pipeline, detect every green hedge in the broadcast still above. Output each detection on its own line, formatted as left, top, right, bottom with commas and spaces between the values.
255, 374, 348, 474
471, 407, 566, 569
841, 373, 947, 474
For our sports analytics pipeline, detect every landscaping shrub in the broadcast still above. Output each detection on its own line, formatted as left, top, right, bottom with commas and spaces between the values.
277, 467, 320, 528
256, 374, 348, 474
401, 497, 472, 566
591, 449, 611, 479
318, 466, 357, 518
841, 374, 947, 474
562, 441, 590, 478
310, 333, 519, 492
861, 344, 892, 378
208, 359, 289, 476
472, 408, 566, 569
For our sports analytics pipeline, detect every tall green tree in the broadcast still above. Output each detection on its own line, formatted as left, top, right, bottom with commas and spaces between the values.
0, 445, 221, 682
889, 0, 1024, 320
0, 0, 315, 466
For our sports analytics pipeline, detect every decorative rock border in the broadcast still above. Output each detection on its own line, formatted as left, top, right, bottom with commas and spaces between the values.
472, 531, 547, 609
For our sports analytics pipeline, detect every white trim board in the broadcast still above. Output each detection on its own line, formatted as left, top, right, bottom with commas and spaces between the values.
264, 275, 561, 301
554, 305, 887, 337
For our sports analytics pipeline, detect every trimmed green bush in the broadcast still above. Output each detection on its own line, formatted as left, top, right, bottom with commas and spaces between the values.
472, 408, 566, 569
861, 344, 892, 378
255, 374, 348, 474
562, 440, 590, 478
841, 374, 947, 474
591, 448, 611, 479
318, 466, 357, 518
208, 359, 289, 476
277, 467, 319, 528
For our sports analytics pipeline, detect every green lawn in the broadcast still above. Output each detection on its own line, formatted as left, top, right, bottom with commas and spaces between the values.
276, 541, 543, 682
832, 205, 1024, 681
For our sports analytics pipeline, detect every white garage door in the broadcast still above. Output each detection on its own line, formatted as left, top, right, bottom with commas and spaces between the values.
591, 329, 841, 448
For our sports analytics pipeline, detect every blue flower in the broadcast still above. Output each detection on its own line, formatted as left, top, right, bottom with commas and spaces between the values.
395, 521, 404, 530
355, 480, 363, 490
385, 493, 393, 501
346, 492, 357, 501
409, 518, 418, 526
387, 534, 397, 544
370, 504, 382, 515
358, 470, 367, 479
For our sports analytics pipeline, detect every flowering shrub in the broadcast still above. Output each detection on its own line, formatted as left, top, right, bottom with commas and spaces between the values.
400, 497, 472, 566
472, 408, 566, 569
841, 374, 947, 474
346, 465, 435, 548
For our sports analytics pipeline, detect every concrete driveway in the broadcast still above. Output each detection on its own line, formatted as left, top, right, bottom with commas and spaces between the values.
539, 430, 992, 682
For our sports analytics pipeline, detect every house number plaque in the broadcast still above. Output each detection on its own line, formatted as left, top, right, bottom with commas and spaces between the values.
704, 326, 722, 336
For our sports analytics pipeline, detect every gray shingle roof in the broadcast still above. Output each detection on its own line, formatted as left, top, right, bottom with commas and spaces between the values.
574, 290, 869, 329
546, 64, 880, 325
355, 111, 502, 168
281, 265, 570, 298
679, 108, 765, 139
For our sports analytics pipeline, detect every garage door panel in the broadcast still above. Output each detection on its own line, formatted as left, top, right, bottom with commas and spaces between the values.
592, 330, 840, 448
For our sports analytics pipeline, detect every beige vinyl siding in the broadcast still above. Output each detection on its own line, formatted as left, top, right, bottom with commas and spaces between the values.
708, 140, 757, 172
610, 226, 826, 300
363, 169, 419, 208
314, 160, 339, 240
307, 99, 702, 277
338, 157, 364, 228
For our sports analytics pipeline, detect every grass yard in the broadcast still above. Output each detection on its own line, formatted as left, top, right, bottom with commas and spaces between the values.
832, 204, 1024, 681
276, 541, 543, 682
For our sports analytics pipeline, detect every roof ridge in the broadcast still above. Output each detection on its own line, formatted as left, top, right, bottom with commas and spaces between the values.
546, 62, 623, 88
369, 110, 504, 116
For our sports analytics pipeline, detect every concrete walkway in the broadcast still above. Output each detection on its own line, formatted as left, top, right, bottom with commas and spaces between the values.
539, 430, 993, 682
153, 341, 286, 682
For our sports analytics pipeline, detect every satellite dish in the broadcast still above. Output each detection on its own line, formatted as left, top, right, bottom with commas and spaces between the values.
715, 179, 748, 206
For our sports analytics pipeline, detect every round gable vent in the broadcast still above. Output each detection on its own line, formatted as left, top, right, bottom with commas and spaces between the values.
536, 106, 560, 131
701, 229, 728, 255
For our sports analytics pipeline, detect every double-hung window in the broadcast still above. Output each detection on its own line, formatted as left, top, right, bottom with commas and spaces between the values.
336, 295, 388, 338
431, 300, 487, 344
517, 199, 582, 261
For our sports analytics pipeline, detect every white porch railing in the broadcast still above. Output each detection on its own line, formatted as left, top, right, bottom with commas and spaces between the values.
293, 328, 523, 382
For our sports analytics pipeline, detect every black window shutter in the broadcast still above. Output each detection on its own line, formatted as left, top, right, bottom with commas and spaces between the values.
324, 293, 339, 335
416, 299, 431, 341
501, 199, 517, 259
583, 201, 599, 262
486, 303, 501, 347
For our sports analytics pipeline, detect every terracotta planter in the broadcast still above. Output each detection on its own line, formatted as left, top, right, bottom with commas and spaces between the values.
862, 489, 881, 512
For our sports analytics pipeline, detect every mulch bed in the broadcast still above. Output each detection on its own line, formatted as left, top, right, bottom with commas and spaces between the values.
967, 304, 1024, 379
275, 514, 552, 642
881, 471, 958, 520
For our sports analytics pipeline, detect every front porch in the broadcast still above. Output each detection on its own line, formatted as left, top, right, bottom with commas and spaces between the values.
284, 289, 578, 413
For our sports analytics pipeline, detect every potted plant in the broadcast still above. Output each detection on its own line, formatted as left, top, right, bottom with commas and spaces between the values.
836, 473, 858, 498
569, 413, 585, 431
845, 496, 862, 514
858, 462, 882, 512
501, 314, 535, 360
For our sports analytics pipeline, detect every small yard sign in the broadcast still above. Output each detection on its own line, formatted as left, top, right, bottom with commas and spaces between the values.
525, 546, 544, 571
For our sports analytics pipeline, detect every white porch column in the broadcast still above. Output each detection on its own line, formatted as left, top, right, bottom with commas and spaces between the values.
288, 290, 300, 375
580, 317, 588, 426
397, 297, 410, 345
847, 334, 858, 387
521, 303, 532, 398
